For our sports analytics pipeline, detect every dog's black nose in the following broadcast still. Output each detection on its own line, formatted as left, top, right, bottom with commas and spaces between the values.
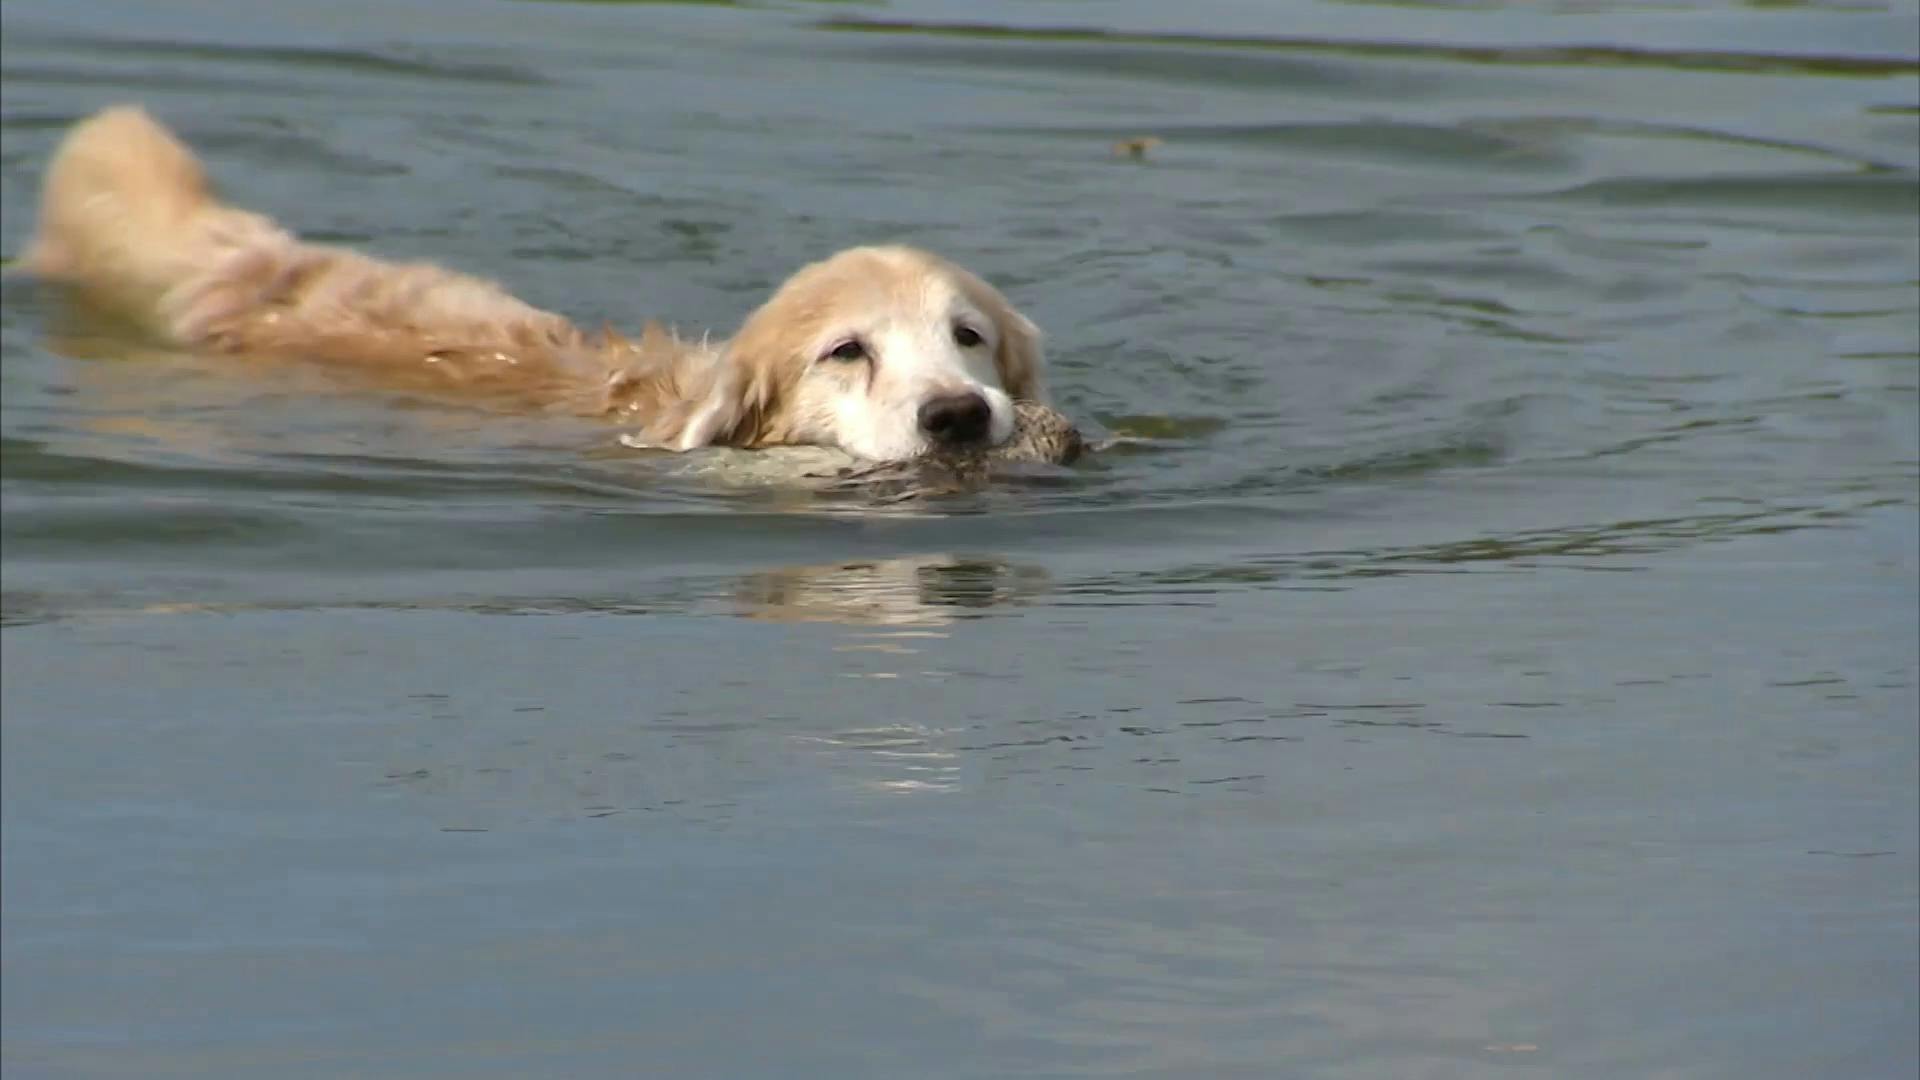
918, 391, 992, 447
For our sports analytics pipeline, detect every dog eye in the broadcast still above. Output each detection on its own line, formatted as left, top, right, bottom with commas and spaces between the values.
825, 339, 867, 362
953, 325, 984, 348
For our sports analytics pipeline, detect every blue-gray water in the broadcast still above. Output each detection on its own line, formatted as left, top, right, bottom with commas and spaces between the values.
2, 1, 1916, 1077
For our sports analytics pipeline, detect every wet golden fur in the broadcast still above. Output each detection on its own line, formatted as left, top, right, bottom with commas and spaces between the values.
22, 106, 1046, 458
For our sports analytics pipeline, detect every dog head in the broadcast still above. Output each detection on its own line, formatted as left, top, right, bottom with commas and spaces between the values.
647, 246, 1045, 461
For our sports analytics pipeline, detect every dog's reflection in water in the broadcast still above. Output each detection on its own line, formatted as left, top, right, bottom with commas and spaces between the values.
734, 554, 1049, 627
735, 554, 1051, 797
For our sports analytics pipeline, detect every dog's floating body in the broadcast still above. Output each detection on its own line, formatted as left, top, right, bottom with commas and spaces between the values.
19, 105, 1066, 472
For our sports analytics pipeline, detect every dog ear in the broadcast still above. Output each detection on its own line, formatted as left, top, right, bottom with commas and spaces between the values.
993, 303, 1047, 403
641, 358, 773, 450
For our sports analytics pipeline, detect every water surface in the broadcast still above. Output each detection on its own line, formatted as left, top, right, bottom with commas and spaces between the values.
2, 1, 1916, 1077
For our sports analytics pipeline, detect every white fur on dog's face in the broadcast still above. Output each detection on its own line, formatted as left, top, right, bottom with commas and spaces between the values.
791, 258, 1015, 461
655, 246, 1046, 460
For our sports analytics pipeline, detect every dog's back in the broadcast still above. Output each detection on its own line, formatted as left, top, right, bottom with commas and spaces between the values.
24, 106, 271, 332
20, 106, 677, 414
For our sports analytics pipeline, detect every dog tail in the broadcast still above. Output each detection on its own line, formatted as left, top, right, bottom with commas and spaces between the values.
21, 106, 282, 334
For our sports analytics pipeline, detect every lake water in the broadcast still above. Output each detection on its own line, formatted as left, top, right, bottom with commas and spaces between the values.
2, 1, 1916, 1077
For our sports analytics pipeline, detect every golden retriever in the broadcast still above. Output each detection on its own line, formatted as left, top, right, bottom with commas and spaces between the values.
21, 106, 1048, 461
